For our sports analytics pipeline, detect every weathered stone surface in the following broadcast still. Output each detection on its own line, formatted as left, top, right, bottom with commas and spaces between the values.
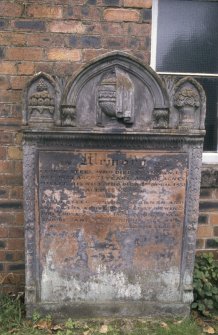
22, 52, 206, 317
39, 150, 187, 302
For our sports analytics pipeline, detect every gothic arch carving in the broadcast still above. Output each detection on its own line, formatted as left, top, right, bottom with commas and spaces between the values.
23, 72, 59, 126
62, 52, 169, 109
60, 52, 170, 129
174, 76, 206, 129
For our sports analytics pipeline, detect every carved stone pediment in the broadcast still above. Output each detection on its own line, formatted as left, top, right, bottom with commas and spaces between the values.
23, 53, 206, 132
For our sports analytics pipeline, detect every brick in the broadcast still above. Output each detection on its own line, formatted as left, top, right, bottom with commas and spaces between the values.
0, 227, 8, 238
0, 251, 5, 261
0, 202, 22, 210
8, 146, 23, 159
197, 225, 212, 238
0, 2, 22, 17
0, 19, 6, 29
7, 239, 24, 251
53, 62, 78, 76
68, 35, 78, 47
26, 33, 65, 48
124, 0, 152, 8
103, 0, 120, 6
101, 22, 124, 35
0, 161, 15, 173
0, 147, 6, 159
49, 21, 86, 33
0, 105, 21, 119
14, 20, 46, 31
8, 263, 25, 271
0, 32, 26, 46
196, 239, 205, 249
0, 132, 13, 144
8, 227, 24, 238
0, 189, 9, 199
6, 47, 43, 61
214, 226, 218, 237
128, 37, 141, 49
64, 6, 101, 21
0, 213, 15, 225
10, 186, 23, 200
0, 75, 10, 90
0, 90, 21, 103
17, 62, 35, 75
0, 118, 20, 129
82, 48, 108, 62
14, 161, 23, 174
105, 36, 125, 49
0, 47, 5, 59
34, 62, 54, 74
1, 272, 24, 285
200, 188, 213, 199
15, 133, 23, 145
0, 272, 14, 284
10, 76, 28, 90
0, 62, 17, 75
0, 105, 13, 118
198, 214, 208, 224
5, 253, 13, 261
211, 214, 218, 225
104, 9, 140, 22
15, 213, 24, 225
206, 239, 218, 249
144, 36, 151, 50
80, 36, 101, 48
142, 8, 151, 22
0, 175, 22, 186
199, 201, 218, 212
0, 241, 6, 249
47, 48, 81, 61
27, 5, 62, 19
124, 22, 151, 36
1, 286, 18, 294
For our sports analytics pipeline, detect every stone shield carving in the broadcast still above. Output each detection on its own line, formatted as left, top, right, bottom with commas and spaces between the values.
97, 67, 134, 126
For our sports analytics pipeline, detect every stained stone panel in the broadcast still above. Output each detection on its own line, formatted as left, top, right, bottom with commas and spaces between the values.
38, 150, 187, 302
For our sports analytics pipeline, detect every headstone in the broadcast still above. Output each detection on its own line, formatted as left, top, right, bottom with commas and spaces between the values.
22, 52, 206, 318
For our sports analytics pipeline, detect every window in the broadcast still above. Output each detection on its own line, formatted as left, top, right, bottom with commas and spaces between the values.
151, 0, 218, 161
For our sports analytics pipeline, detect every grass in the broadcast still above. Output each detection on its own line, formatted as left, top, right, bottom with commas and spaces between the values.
0, 294, 218, 334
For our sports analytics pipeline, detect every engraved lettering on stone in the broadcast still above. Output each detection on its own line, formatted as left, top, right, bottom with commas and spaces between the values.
39, 150, 187, 284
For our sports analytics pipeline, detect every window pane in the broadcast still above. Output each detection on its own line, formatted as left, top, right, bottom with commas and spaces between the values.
195, 77, 218, 151
156, 0, 218, 74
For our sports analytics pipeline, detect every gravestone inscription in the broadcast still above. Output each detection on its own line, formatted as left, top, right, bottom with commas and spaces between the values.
23, 52, 206, 317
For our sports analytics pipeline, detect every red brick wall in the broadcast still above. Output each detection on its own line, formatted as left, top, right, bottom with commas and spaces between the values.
196, 167, 218, 259
1, 0, 216, 294
0, 0, 152, 292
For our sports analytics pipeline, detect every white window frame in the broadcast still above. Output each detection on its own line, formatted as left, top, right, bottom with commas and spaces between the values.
151, 0, 218, 164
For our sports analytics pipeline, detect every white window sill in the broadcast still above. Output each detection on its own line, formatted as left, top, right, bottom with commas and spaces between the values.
202, 153, 218, 164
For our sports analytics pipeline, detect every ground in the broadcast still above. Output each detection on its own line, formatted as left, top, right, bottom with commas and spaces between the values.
0, 295, 218, 335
